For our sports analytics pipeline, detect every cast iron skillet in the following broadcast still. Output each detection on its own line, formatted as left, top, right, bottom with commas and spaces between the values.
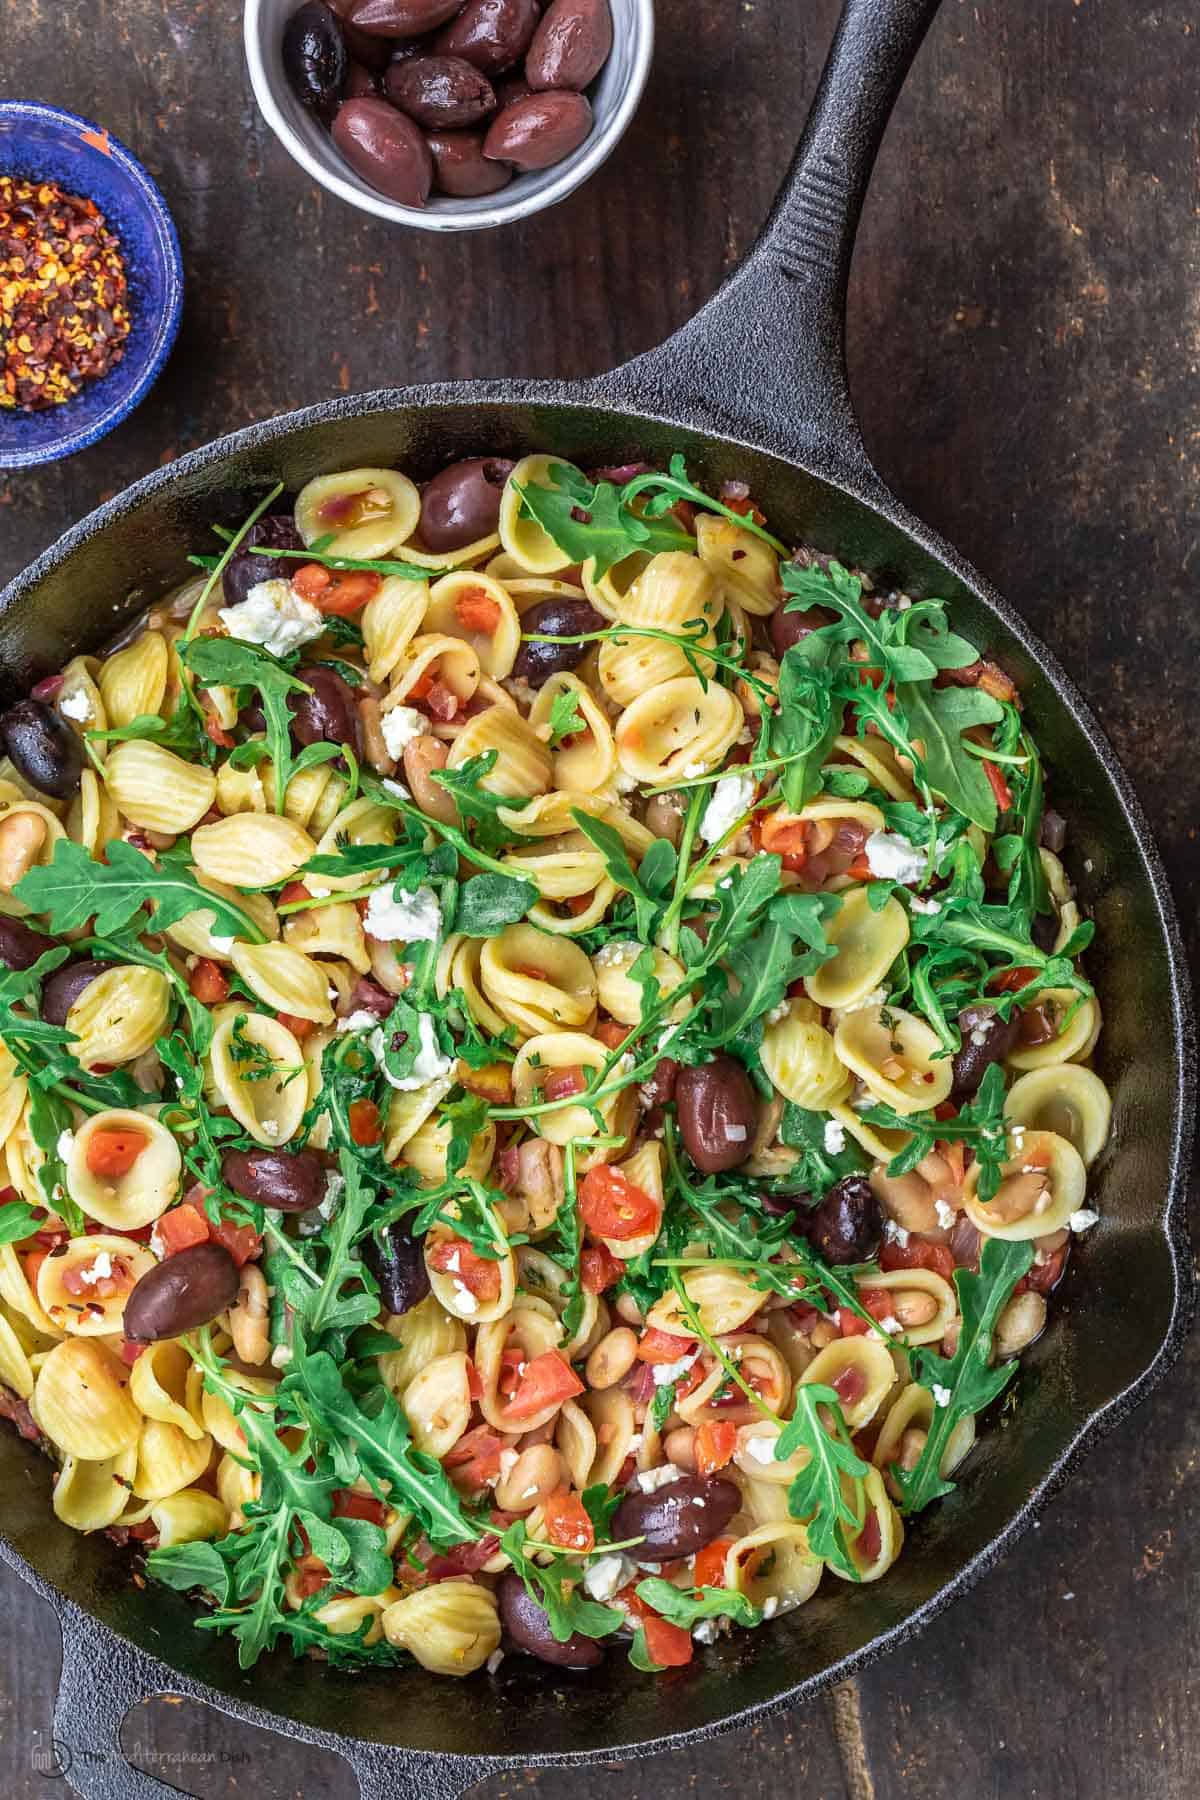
0, 2, 1193, 1796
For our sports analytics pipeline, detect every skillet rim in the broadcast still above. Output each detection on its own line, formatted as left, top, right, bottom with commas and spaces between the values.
0, 381, 1193, 1782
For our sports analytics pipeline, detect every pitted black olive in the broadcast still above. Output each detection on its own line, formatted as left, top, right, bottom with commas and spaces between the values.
611, 1474, 741, 1560
498, 1569, 604, 1667
289, 664, 360, 752
0, 915, 59, 972
221, 1148, 327, 1213
801, 1174, 882, 1265
769, 602, 835, 659
0, 698, 83, 800
950, 1004, 1021, 1100
123, 1243, 242, 1343
418, 457, 515, 553
221, 514, 306, 610
361, 1219, 431, 1316
283, 0, 349, 122
41, 959, 110, 1026
674, 1056, 758, 1174
512, 597, 605, 687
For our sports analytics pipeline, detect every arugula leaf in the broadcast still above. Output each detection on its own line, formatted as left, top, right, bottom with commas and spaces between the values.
177, 635, 313, 815
452, 873, 536, 936
894, 683, 1004, 830
0, 1198, 42, 1244
14, 838, 267, 943
87, 695, 207, 759
779, 1103, 869, 1192
146, 1539, 231, 1605
26, 1085, 84, 1232
581, 1482, 623, 1540
516, 462, 694, 579
776, 1384, 871, 1580
861, 1062, 1010, 1201
772, 638, 841, 813
649, 1381, 677, 1432
546, 686, 589, 747
499, 1521, 624, 1642
894, 1237, 1035, 1513
570, 808, 665, 937
781, 560, 938, 684
429, 752, 523, 856
635, 1577, 762, 1631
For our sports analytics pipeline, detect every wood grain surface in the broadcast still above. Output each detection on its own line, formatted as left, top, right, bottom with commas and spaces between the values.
1, 1, 1197, 1796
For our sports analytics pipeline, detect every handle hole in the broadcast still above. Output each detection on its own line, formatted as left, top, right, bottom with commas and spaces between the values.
121, 1696, 355, 1800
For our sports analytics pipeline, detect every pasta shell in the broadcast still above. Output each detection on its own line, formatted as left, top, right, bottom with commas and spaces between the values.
33, 1338, 142, 1458
833, 1003, 953, 1115
106, 741, 217, 833
805, 887, 910, 1010
99, 631, 169, 728
67, 967, 171, 1070
35, 1234, 155, 1338
66, 1110, 182, 1229
296, 467, 420, 560
230, 942, 335, 1024
380, 1580, 500, 1677
208, 1012, 308, 1147
1003, 1064, 1112, 1165
615, 676, 743, 784
498, 456, 575, 574
191, 813, 316, 887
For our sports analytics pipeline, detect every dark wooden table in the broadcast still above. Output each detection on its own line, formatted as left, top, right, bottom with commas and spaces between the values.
2, 1, 1197, 1795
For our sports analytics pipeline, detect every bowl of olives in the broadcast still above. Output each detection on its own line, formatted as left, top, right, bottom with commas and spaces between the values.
244, 0, 653, 228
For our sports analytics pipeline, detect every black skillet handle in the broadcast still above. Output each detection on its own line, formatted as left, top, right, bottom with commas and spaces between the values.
50, 1601, 495, 1800
607, 0, 944, 488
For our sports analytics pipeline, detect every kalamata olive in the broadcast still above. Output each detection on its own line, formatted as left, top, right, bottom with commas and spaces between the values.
525, 0, 612, 91
332, 97, 433, 206
346, 59, 382, 98
760, 1184, 814, 1219
803, 1174, 882, 1265
221, 1147, 327, 1213
222, 514, 305, 609
345, 976, 396, 1019
674, 1055, 758, 1174
427, 129, 514, 196
289, 663, 360, 752
498, 1569, 604, 1668
348, 0, 465, 35
41, 959, 110, 1026
0, 914, 58, 972
611, 1474, 741, 1560
283, 0, 349, 122
482, 90, 592, 171
1031, 908, 1059, 954
361, 1219, 431, 1315
0, 698, 83, 801
123, 1243, 242, 1343
419, 457, 515, 553
330, 0, 395, 66
433, 0, 541, 73
951, 1003, 1021, 1099
1039, 808, 1067, 853
511, 597, 605, 685
1017, 1001, 1057, 1048
769, 602, 835, 659
385, 55, 497, 129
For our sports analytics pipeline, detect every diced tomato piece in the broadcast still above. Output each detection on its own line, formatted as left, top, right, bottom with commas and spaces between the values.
1017, 1243, 1069, 1296
693, 1537, 735, 1591
21, 1248, 49, 1287
119, 1338, 146, 1365
839, 1287, 895, 1337
505, 1351, 584, 1420
694, 1419, 738, 1476
541, 1489, 595, 1553
879, 1241, 956, 1281
332, 1488, 389, 1526
758, 812, 811, 858
293, 1554, 331, 1599
635, 1325, 698, 1364
85, 1127, 149, 1180
988, 966, 1039, 994
856, 1507, 882, 1564
498, 1345, 528, 1401
934, 1101, 959, 1121
276, 1010, 316, 1040
579, 1165, 660, 1242
455, 1061, 513, 1105
280, 881, 311, 907
188, 958, 229, 1005
128, 1519, 159, 1542
209, 1216, 262, 1268
581, 1244, 624, 1294
444, 1424, 505, 1488
349, 1098, 383, 1146
543, 1065, 588, 1102
594, 1020, 630, 1050
203, 709, 235, 750
982, 760, 1014, 812
643, 1615, 694, 1668
616, 1579, 655, 1621
454, 588, 502, 634
155, 1203, 211, 1257
293, 563, 381, 615
428, 1236, 503, 1303
565, 890, 594, 914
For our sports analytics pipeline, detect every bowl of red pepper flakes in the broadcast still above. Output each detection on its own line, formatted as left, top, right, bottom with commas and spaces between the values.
0, 103, 183, 470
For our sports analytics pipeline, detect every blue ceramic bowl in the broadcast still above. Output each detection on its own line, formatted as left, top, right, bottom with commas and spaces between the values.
0, 103, 183, 470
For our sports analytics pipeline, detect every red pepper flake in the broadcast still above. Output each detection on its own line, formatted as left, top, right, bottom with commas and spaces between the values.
0, 176, 132, 412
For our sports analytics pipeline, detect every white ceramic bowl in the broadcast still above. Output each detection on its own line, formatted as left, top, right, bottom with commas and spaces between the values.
244, 0, 655, 231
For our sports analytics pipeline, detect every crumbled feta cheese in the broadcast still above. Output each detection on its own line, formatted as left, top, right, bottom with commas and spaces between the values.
614, 768, 638, 794
595, 939, 636, 967
931, 1383, 952, 1408
934, 1198, 956, 1230
682, 760, 707, 779
218, 579, 324, 658
766, 1000, 790, 1026
636, 1463, 686, 1492
909, 896, 942, 916
1069, 1208, 1100, 1234
761, 1596, 779, 1620
745, 1434, 776, 1465
270, 1344, 293, 1369
452, 1280, 478, 1315
77, 1250, 114, 1287
60, 689, 93, 723
380, 704, 427, 761
486, 1649, 505, 1675
692, 1617, 721, 1645
651, 1353, 699, 1387
261, 1119, 279, 1140
725, 1123, 747, 1143
823, 1119, 846, 1155
308, 883, 332, 898
879, 1314, 903, 1335
863, 830, 927, 885
56, 1129, 75, 1162
699, 772, 757, 845
209, 934, 235, 955
370, 1011, 453, 1091
382, 777, 411, 801
883, 1219, 910, 1248
583, 1553, 635, 1602
842, 986, 888, 1015
364, 883, 442, 944
969, 1026, 990, 1047
337, 1009, 380, 1034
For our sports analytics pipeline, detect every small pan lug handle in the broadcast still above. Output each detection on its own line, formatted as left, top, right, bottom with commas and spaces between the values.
605, 0, 943, 488
51, 1602, 188, 1800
